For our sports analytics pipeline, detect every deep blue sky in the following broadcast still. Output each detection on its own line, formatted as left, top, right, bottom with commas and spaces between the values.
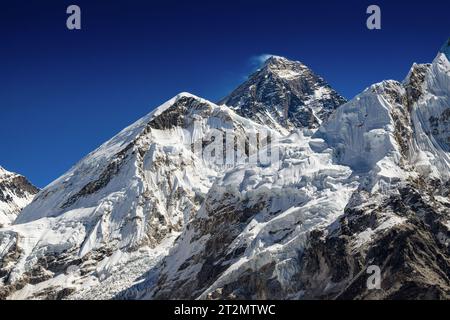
1, 0, 449, 187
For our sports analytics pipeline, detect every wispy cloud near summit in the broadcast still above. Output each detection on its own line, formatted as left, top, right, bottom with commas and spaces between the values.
250, 54, 276, 67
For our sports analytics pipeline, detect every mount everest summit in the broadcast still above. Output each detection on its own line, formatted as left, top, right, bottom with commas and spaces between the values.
219, 56, 346, 132
1, 40, 449, 300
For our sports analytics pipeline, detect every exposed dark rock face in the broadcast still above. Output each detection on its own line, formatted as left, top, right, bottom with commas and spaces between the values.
148, 96, 213, 130
298, 184, 450, 300
219, 56, 346, 130
404, 63, 431, 109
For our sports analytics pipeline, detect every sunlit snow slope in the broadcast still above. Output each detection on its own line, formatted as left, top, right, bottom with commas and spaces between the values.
1, 43, 449, 300
0, 93, 279, 299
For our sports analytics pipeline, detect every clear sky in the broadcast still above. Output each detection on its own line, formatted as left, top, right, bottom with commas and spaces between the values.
1, 0, 449, 187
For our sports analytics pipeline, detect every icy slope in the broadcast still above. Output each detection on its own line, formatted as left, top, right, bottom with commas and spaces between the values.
0, 166, 38, 227
219, 56, 346, 131
125, 43, 450, 300
0, 93, 278, 299
131, 130, 358, 299
316, 80, 405, 174
317, 50, 450, 182
408, 52, 450, 179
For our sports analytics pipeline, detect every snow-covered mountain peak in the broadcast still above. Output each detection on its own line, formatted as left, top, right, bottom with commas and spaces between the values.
262, 55, 288, 64
175, 91, 198, 98
15, 93, 225, 224
0, 166, 39, 228
318, 44, 450, 183
218, 56, 346, 131
2, 43, 450, 301
262, 55, 308, 78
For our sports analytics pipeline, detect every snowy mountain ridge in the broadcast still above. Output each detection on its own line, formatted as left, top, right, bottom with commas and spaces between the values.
141, 45, 450, 300
1, 41, 450, 300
